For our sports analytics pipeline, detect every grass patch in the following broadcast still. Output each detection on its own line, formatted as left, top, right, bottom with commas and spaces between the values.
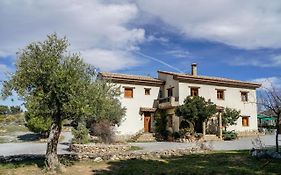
0, 125, 29, 135
0, 150, 281, 174
0, 137, 6, 143
128, 146, 143, 151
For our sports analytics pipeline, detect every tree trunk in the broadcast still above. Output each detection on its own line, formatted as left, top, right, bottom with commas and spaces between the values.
276, 115, 280, 153
46, 116, 62, 169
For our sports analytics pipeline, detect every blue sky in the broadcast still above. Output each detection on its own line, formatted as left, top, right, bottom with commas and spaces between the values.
1, 0, 281, 106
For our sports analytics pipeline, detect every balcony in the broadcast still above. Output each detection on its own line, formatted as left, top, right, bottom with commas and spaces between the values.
158, 96, 179, 109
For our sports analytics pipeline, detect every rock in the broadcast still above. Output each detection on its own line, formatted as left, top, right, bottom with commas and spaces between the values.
110, 155, 119, 161
94, 157, 103, 162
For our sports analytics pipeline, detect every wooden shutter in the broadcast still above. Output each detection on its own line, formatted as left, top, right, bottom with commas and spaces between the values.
124, 88, 133, 98
242, 116, 249, 126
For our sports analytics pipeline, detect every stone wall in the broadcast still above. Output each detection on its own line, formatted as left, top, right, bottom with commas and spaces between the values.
69, 143, 130, 154
68, 148, 207, 162
0, 148, 207, 164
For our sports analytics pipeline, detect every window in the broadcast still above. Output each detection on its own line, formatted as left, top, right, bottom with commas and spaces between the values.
217, 90, 225, 100
124, 88, 133, 98
145, 88, 151, 95
241, 92, 248, 102
242, 116, 249, 127
168, 115, 173, 127
190, 87, 199, 97
167, 88, 173, 97
159, 90, 163, 98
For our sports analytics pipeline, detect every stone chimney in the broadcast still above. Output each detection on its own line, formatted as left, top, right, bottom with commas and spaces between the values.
191, 63, 197, 76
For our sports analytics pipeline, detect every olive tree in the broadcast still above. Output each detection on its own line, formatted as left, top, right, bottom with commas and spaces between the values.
175, 96, 216, 133
1, 34, 125, 169
221, 107, 241, 131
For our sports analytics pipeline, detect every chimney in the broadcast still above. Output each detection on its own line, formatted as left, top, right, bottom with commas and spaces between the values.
191, 63, 197, 76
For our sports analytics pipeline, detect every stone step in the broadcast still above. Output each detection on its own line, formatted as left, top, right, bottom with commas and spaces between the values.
136, 133, 156, 142
204, 134, 221, 141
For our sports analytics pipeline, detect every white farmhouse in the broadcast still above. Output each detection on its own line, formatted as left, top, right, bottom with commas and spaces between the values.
99, 64, 261, 140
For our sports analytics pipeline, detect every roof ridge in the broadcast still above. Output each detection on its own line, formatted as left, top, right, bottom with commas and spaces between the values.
157, 70, 261, 85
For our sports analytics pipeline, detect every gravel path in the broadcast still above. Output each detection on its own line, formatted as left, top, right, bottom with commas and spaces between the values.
0, 134, 280, 156
129, 134, 280, 151
0, 131, 73, 156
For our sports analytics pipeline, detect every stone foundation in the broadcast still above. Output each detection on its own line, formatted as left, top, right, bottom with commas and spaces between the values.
69, 143, 130, 154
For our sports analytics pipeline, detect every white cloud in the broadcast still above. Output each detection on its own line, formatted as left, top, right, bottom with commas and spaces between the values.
0, 0, 145, 71
228, 54, 281, 67
252, 77, 281, 89
137, 0, 281, 49
81, 49, 140, 71
164, 49, 190, 58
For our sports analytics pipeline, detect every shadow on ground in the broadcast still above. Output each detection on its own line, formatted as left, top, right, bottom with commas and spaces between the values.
0, 154, 77, 169
17, 133, 43, 142
93, 151, 281, 175
0, 155, 46, 169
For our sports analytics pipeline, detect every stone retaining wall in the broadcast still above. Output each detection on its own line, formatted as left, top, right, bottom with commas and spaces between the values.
0, 148, 206, 163
67, 148, 206, 162
69, 143, 130, 154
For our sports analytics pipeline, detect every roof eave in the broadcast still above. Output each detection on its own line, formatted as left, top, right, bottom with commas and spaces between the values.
175, 76, 261, 89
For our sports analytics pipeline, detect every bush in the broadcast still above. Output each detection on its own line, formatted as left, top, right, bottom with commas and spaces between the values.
172, 132, 181, 139
154, 109, 168, 140
72, 123, 90, 144
222, 131, 238, 140
90, 120, 115, 144
25, 113, 51, 137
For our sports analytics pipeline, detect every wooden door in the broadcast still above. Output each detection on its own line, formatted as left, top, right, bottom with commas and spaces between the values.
144, 114, 151, 132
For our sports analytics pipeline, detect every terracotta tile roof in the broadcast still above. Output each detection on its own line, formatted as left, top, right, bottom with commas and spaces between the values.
158, 70, 261, 89
99, 72, 164, 86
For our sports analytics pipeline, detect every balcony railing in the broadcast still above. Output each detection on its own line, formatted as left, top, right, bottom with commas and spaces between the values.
158, 96, 179, 109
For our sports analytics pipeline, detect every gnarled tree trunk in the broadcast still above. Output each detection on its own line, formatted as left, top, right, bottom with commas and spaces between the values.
276, 115, 280, 153
46, 116, 62, 169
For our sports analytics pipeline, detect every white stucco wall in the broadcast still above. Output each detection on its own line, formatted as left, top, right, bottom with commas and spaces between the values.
178, 82, 258, 131
158, 73, 179, 98
113, 83, 160, 135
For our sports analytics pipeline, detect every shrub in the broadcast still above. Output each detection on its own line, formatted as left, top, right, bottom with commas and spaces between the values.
222, 130, 238, 140
90, 120, 115, 144
172, 132, 181, 139
25, 113, 51, 137
72, 123, 90, 144
154, 109, 168, 140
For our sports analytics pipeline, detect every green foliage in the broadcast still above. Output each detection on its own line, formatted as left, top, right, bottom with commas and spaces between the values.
154, 109, 169, 140
85, 80, 126, 125
222, 130, 238, 140
10, 106, 21, 114
175, 96, 216, 132
0, 105, 9, 115
0, 33, 125, 168
24, 112, 51, 136
222, 107, 241, 131
72, 123, 90, 144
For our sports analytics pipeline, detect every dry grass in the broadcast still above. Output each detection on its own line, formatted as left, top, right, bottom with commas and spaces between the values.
0, 150, 281, 175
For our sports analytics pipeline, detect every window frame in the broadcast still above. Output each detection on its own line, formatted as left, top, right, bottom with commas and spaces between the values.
216, 89, 225, 100
124, 87, 134, 98
242, 116, 250, 127
144, 88, 151, 95
167, 87, 174, 97
241, 91, 249, 102
190, 87, 199, 97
